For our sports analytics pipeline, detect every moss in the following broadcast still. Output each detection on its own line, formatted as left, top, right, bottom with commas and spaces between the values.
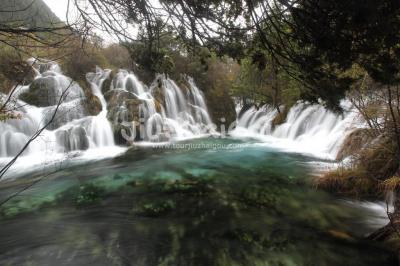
75, 184, 105, 206
19, 91, 41, 106
239, 186, 278, 208
134, 200, 176, 217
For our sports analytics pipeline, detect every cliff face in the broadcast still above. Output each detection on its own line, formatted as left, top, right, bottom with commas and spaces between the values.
0, 0, 60, 27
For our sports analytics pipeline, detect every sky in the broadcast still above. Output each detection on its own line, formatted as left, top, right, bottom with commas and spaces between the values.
42, 0, 136, 44
43, 0, 70, 21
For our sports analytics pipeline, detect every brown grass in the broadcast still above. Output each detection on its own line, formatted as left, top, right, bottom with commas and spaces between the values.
315, 134, 399, 197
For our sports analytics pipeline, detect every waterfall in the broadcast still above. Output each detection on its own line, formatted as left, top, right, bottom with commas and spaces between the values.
232, 101, 359, 159
108, 71, 214, 142
85, 67, 115, 147
0, 60, 214, 167
0, 60, 115, 160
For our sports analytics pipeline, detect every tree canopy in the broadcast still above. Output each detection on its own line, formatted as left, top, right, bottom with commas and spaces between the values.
64, 0, 400, 110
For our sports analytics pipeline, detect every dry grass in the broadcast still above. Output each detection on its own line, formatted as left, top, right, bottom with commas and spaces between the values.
315, 166, 379, 197
316, 134, 399, 197
380, 176, 400, 192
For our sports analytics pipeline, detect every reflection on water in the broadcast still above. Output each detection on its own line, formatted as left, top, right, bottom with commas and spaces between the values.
0, 138, 396, 265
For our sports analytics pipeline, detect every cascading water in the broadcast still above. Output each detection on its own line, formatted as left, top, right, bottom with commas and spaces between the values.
107, 70, 214, 142
0, 60, 115, 162
0, 60, 214, 177
85, 67, 115, 147
232, 101, 360, 159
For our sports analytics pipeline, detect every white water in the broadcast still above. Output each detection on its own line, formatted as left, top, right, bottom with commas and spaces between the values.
109, 70, 214, 142
231, 101, 360, 159
0, 61, 118, 178
0, 58, 365, 179
0, 62, 214, 178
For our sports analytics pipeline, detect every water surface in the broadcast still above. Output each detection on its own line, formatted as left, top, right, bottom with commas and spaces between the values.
0, 138, 396, 265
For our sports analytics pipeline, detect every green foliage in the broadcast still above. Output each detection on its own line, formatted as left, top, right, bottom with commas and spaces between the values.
124, 28, 239, 126
232, 56, 301, 108
289, 0, 400, 109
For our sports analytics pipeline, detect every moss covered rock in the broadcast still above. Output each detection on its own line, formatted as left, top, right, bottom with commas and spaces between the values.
105, 89, 144, 145
19, 77, 59, 107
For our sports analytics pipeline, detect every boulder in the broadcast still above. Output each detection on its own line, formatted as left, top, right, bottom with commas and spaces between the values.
105, 89, 145, 145
19, 77, 59, 107
42, 99, 87, 130
19, 76, 85, 107
84, 94, 102, 116
55, 126, 89, 152
271, 106, 289, 130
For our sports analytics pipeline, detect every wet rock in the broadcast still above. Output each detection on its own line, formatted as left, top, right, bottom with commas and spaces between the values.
150, 76, 166, 112
55, 126, 89, 152
105, 89, 144, 145
101, 70, 113, 94
271, 106, 289, 129
19, 76, 85, 107
19, 77, 59, 106
42, 99, 87, 130
84, 94, 102, 116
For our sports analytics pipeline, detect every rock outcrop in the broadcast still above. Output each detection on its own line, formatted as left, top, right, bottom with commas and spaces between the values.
105, 89, 144, 144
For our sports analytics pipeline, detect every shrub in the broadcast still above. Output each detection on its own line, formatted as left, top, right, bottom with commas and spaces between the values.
61, 41, 109, 83
103, 44, 133, 69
